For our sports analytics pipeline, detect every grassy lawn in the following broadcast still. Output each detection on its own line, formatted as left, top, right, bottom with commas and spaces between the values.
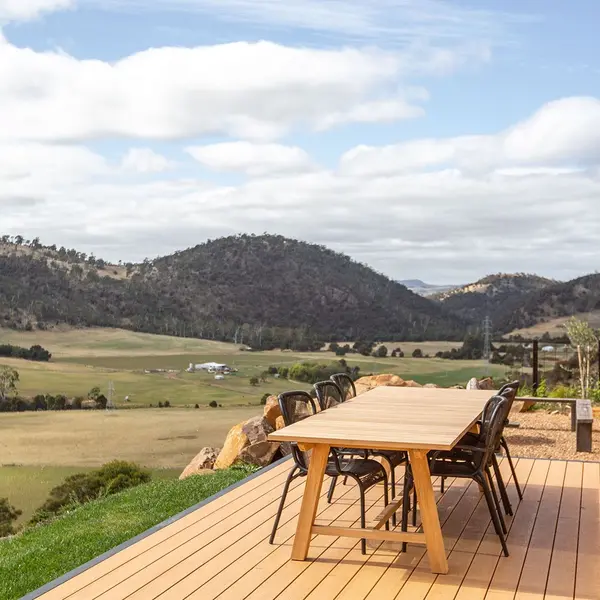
0, 466, 255, 600
0, 465, 180, 525
0, 408, 261, 469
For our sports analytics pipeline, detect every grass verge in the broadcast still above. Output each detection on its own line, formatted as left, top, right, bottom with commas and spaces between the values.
0, 465, 255, 600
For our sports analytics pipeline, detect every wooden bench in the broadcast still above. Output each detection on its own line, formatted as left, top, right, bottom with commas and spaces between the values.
518, 396, 594, 452
576, 399, 594, 452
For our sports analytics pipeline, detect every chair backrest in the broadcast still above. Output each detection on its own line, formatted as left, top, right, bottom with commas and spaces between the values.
330, 373, 356, 401
498, 380, 519, 413
278, 391, 317, 471
314, 380, 344, 411
478, 394, 504, 443
477, 395, 509, 469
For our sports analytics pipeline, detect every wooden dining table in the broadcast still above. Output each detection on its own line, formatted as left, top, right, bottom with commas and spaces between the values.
268, 386, 494, 574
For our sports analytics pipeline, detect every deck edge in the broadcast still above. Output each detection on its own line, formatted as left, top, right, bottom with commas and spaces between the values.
22, 456, 291, 600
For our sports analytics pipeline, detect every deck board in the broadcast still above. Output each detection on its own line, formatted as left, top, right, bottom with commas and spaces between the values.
35, 458, 600, 600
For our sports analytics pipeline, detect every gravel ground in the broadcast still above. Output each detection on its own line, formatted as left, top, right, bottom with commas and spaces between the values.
503, 411, 600, 461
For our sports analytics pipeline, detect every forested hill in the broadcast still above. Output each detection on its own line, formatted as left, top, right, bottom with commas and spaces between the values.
434, 273, 555, 326
492, 273, 600, 333
0, 234, 465, 346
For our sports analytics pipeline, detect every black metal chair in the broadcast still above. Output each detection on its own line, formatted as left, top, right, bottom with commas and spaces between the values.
269, 391, 390, 554
330, 373, 356, 401
402, 396, 511, 556
315, 380, 408, 523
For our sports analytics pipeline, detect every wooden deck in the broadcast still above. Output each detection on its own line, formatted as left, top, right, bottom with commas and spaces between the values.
32, 457, 600, 600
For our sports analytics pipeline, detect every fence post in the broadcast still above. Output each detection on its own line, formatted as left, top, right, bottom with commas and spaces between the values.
532, 340, 539, 395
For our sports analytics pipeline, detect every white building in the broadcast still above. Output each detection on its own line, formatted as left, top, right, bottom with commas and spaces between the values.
187, 362, 230, 373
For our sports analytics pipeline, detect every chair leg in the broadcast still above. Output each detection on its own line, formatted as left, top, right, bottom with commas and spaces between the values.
479, 473, 509, 557
501, 437, 523, 500
492, 454, 513, 516
359, 483, 367, 555
270, 467, 298, 544
412, 487, 418, 527
383, 471, 390, 531
486, 468, 507, 534
327, 476, 337, 504
441, 477, 445, 494
401, 471, 412, 553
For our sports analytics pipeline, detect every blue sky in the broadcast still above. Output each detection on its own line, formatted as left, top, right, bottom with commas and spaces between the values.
1, 0, 600, 282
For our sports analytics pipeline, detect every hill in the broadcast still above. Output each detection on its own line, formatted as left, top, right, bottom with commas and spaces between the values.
0, 234, 465, 345
495, 273, 600, 334
435, 273, 556, 330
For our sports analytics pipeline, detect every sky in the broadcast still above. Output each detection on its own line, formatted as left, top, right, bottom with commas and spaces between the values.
1, 0, 599, 284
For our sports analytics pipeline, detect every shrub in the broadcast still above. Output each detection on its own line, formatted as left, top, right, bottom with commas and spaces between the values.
158, 401, 164, 408
260, 393, 270, 405
30, 461, 151, 525
0, 498, 21, 537
412, 348, 423, 358
374, 345, 388, 358
249, 376, 259, 386
277, 367, 289, 379
164, 400, 171, 408
194, 403, 200, 409
209, 400, 218, 408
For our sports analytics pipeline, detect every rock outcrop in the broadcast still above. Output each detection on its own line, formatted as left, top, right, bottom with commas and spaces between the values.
354, 374, 423, 394
214, 416, 279, 469
179, 447, 220, 480
263, 395, 281, 429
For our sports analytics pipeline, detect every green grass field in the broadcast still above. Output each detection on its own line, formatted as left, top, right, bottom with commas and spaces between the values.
0, 466, 254, 600
0, 465, 180, 525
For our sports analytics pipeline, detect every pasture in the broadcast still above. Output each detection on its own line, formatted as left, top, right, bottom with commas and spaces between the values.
0, 327, 508, 519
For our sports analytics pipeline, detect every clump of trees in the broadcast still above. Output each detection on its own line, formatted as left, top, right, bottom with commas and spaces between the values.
30, 461, 151, 525
0, 498, 22, 538
564, 317, 599, 399
0, 344, 51, 362
287, 359, 359, 384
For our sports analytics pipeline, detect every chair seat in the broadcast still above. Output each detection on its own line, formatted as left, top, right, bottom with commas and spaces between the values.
326, 458, 386, 487
429, 456, 478, 477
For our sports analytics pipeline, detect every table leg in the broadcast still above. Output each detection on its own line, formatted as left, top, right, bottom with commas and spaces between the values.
408, 449, 449, 574
291, 443, 330, 561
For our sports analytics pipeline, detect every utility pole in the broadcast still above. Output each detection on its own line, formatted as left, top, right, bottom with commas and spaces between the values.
482, 316, 492, 361
106, 381, 116, 410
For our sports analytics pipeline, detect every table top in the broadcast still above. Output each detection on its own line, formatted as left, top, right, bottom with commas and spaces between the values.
269, 386, 495, 451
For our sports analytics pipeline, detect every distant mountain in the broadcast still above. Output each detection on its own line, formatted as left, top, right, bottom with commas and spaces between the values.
398, 279, 460, 297
0, 234, 466, 346
435, 273, 556, 330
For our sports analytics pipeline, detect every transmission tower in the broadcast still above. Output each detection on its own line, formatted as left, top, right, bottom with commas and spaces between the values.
106, 381, 116, 410
482, 316, 493, 362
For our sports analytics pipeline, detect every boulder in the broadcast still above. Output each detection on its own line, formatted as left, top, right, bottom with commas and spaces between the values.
423, 383, 440, 388
263, 395, 281, 428
354, 374, 408, 394
275, 415, 286, 430
179, 447, 220, 480
403, 380, 423, 388
466, 377, 479, 390
214, 416, 279, 469
478, 377, 495, 391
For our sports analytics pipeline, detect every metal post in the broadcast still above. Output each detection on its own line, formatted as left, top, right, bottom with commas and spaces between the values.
532, 340, 539, 395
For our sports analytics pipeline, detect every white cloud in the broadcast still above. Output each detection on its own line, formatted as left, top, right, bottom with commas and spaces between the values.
92, 0, 531, 47
340, 97, 600, 177
187, 142, 313, 177
0, 38, 427, 143
121, 148, 173, 173
0, 0, 74, 21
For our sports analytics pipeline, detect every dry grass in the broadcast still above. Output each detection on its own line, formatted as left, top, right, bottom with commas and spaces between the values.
0, 407, 260, 469
510, 310, 600, 337
504, 411, 600, 461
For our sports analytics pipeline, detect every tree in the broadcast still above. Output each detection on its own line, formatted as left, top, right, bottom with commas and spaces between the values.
375, 345, 388, 358
564, 317, 599, 399
0, 498, 21, 537
412, 348, 423, 358
249, 376, 259, 386
0, 367, 19, 401
88, 386, 101, 400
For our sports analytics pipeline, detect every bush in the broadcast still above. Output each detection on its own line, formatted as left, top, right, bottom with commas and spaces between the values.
260, 393, 270, 405
288, 360, 359, 385
164, 400, 171, 408
0, 498, 22, 537
0, 344, 51, 362
374, 345, 388, 358
209, 400, 218, 408
249, 376, 259, 386
194, 403, 200, 409
30, 461, 151, 525
277, 367, 289, 379
412, 348, 423, 358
